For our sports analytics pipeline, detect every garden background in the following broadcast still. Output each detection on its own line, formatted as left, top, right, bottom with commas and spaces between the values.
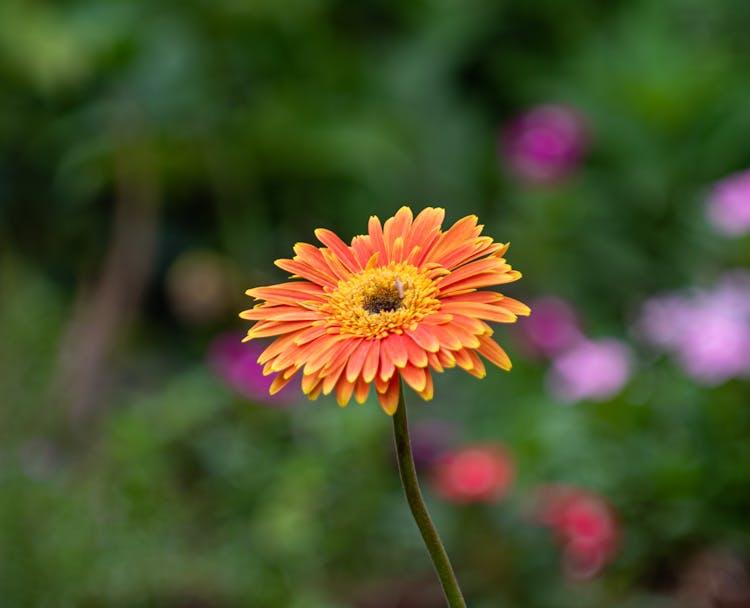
2, 0, 750, 606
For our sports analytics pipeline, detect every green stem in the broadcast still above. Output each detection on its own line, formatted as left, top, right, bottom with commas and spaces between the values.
392, 384, 467, 607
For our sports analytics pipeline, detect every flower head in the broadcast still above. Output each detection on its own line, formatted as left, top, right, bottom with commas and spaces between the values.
501, 104, 589, 184
518, 296, 583, 358
533, 484, 620, 581
431, 443, 515, 504
547, 338, 632, 403
638, 272, 750, 385
240, 207, 528, 414
706, 169, 750, 237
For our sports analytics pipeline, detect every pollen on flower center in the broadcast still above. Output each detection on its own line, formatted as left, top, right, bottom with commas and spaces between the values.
362, 285, 402, 314
321, 262, 441, 338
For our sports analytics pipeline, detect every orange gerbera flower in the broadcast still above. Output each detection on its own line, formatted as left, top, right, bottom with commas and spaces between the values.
240, 206, 529, 414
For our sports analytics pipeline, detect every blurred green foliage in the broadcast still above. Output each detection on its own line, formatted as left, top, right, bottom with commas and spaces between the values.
2, 0, 750, 606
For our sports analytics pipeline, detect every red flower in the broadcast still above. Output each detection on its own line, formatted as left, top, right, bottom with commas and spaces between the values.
431, 444, 515, 504
534, 484, 619, 580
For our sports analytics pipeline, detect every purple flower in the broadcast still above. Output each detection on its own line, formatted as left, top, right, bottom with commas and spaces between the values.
518, 297, 583, 358
208, 332, 298, 405
501, 104, 589, 183
638, 272, 750, 385
548, 339, 632, 402
706, 169, 750, 237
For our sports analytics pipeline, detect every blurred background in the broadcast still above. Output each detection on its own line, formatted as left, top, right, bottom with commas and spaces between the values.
2, 0, 750, 606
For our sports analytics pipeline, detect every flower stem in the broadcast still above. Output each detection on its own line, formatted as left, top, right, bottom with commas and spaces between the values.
392, 385, 467, 608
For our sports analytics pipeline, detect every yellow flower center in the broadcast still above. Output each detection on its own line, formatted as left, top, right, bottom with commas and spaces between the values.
322, 262, 441, 338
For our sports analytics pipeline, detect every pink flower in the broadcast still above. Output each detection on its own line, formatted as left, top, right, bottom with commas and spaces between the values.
501, 104, 589, 183
706, 169, 750, 237
637, 295, 695, 350
534, 484, 620, 581
431, 444, 515, 504
638, 273, 750, 385
208, 332, 298, 405
518, 297, 583, 357
676, 315, 750, 384
548, 339, 632, 402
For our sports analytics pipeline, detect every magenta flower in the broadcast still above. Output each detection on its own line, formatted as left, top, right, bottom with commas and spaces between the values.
208, 332, 298, 405
431, 444, 515, 504
706, 169, 750, 237
518, 297, 583, 358
500, 104, 588, 183
534, 484, 620, 581
638, 273, 750, 385
548, 338, 632, 402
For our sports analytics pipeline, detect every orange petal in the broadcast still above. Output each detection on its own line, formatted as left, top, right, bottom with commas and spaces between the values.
440, 292, 504, 305
354, 376, 371, 404
391, 235, 405, 263
383, 206, 413, 260
442, 301, 517, 324
477, 335, 512, 371
367, 215, 388, 263
426, 215, 480, 264
437, 237, 503, 270
379, 340, 396, 381
345, 340, 372, 383
302, 335, 348, 375
381, 333, 409, 368
421, 313, 454, 325
403, 334, 429, 367
441, 323, 480, 349
245, 320, 314, 339
302, 372, 322, 394
424, 324, 462, 351
306, 376, 325, 401
464, 349, 487, 378
406, 324, 440, 353
453, 348, 474, 371
376, 376, 400, 415
335, 376, 356, 407
246, 282, 325, 305
435, 258, 506, 292
322, 358, 349, 395
315, 228, 359, 272
416, 369, 434, 401
362, 340, 380, 383
440, 270, 522, 295
274, 258, 338, 288
258, 331, 306, 365
437, 348, 456, 368
240, 307, 321, 322
447, 313, 488, 336
399, 362, 427, 393
292, 241, 327, 267
351, 235, 375, 268
320, 338, 364, 378
321, 248, 352, 281
407, 207, 444, 260
426, 351, 444, 373
499, 296, 531, 316
282, 364, 301, 379
270, 372, 295, 394
293, 325, 329, 346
